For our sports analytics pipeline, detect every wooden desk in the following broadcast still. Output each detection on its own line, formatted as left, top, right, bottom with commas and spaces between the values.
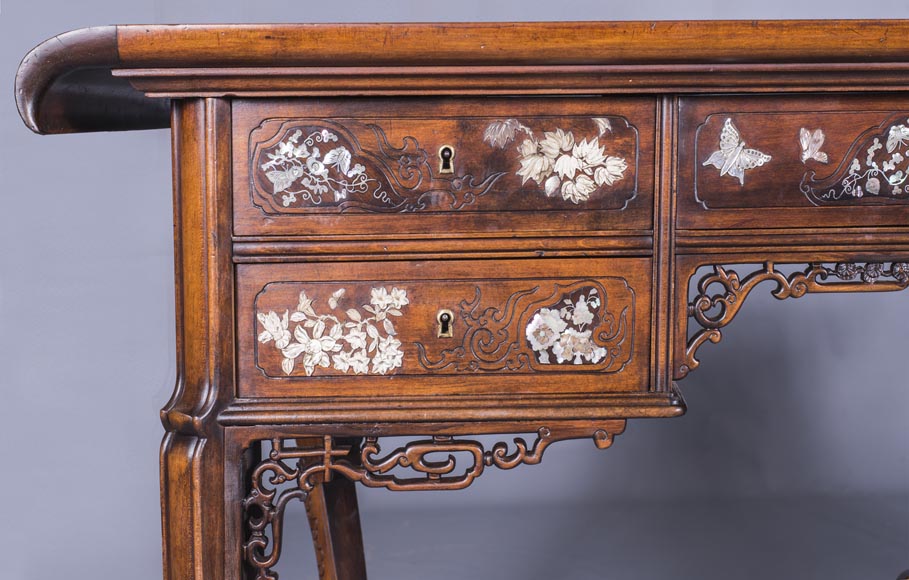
16, 21, 909, 580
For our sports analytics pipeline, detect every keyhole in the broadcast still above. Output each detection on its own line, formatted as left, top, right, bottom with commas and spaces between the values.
438, 145, 455, 174
437, 309, 454, 338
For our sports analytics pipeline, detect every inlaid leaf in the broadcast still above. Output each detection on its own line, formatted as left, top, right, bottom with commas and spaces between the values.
483, 119, 523, 148
593, 117, 612, 136
267, 170, 295, 194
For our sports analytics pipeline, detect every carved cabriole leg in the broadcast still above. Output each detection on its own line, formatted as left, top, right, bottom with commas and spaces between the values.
242, 424, 625, 580
160, 98, 234, 580
299, 437, 367, 580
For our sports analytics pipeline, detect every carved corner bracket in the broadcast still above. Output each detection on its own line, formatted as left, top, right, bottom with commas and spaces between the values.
243, 425, 624, 580
680, 261, 909, 378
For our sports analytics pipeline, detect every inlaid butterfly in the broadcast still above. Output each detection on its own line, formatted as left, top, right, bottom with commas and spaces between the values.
702, 117, 772, 186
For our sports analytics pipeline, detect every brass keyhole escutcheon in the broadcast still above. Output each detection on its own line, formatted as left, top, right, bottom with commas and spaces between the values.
438, 145, 455, 174
437, 309, 454, 338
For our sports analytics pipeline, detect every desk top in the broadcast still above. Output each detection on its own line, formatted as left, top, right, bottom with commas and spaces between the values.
16, 20, 909, 134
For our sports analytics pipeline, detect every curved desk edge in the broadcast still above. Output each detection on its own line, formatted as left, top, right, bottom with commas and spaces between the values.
16, 20, 909, 134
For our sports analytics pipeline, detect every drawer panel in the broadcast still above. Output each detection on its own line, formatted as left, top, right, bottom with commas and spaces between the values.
233, 98, 656, 237
237, 258, 652, 398
678, 94, 909, 230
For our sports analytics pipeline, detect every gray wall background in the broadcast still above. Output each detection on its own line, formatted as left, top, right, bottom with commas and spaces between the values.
2, 2, 907, 579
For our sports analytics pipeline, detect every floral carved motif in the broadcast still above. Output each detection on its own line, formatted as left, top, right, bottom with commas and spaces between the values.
244, 427, 624, 580
483, 117, 628, 204
800, 114, 909, 205
681, 261, 909, 378
416, 281, 632, 373
257, 286, 409, 376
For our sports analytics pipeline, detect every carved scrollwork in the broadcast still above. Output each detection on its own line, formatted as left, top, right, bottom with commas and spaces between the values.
681, 261, 909, 378
243, 427, 622, 580
415, 280, 632, 373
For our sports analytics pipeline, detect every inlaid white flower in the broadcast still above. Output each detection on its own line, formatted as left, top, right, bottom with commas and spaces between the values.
257, 311, 291, 349
484, 118, 628, 204
525, 287, 607, 365
526, 308, 568, 356
516, 138, 554, 186
373, 335, 405, 375
257, 286, 410, 376
570, 295, 595, 327
552, 328, 607, 365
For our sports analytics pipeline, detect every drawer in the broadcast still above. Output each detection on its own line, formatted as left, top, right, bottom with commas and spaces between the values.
677, 94, 909, 230
236, 258, 652, 399
232, 98, 656, 237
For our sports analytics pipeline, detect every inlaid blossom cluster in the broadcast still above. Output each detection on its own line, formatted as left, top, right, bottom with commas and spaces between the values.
525, 288, 608, 365
835, 119, 909, 199
483, 118, 627, 204
257, 286, 409, 376
260, 127, 373, 207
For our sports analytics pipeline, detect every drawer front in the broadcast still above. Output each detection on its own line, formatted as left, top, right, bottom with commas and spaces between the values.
237, 258, 652, 398
678, 95, 909, 230
233, 98, 656, 237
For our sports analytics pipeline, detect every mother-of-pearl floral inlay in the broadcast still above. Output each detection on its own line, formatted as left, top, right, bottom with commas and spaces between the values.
261, 128, 375, 207
257, 286, 409, 376
525, 287, 608, 365
483, 118, 627, 204
834, 119, 909, 199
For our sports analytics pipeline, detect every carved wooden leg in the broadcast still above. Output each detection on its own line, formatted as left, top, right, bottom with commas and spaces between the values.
160, 432, 226, 580
300, 437, 368, 580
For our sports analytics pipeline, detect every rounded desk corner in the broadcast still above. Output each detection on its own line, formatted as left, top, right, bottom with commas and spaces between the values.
15, 25, 170, 135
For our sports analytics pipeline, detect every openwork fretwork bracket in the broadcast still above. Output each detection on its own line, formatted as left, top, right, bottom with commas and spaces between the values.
243, 426, 624, 580
680, 261, 909, 378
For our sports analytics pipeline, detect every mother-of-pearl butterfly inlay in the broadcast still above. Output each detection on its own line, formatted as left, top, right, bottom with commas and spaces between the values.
702, 117, 772, 186
799, 127, 829, 164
